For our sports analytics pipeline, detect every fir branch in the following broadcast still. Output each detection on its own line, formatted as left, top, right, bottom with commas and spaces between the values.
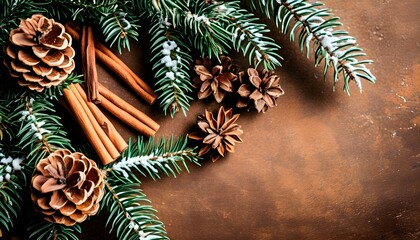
219, 1, 282, 70
182, 1, 232, 59
107, 136, 200, 181
0, 150, 27, 234
98, 6, 140, 53
132, 0, 188, 19
149, 16, 193, 117
102, 180, 169, 240
14, 94, 72, 166
246, 0, 376, 93
28, 217, 81, 240
0, 104, 13, 141
51, 0, 119, 21
41, 0, 140, 53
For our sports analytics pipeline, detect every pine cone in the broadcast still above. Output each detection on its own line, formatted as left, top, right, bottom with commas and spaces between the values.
237, 68, 284, 113
31, 149, 104, 226
193, 56, 237, 103
3, 14, 75, 92
189, 107, 243, 162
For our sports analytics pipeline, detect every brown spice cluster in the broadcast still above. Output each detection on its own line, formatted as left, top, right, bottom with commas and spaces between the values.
31, 149, 104, 226
193, 56, 237, 103
193, 56, 284, 113
237, 68, 284, 113
3, 14, 75, 92
189, 107, 243, 162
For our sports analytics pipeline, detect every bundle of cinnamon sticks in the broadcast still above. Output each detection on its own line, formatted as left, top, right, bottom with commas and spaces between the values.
62, 23, 160, 165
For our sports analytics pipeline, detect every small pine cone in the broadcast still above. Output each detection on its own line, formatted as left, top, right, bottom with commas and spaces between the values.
193, 56, 237, 103
3, 14, 75, 92
189, 106, 243, 162
31, 149, 104, 226
237, 68, 284, 113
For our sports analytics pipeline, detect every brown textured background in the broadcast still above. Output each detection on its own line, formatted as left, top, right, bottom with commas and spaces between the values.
80, 1, 420, 239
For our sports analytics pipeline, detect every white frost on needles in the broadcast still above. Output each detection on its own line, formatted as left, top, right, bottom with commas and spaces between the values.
160, 40, 184, 83
112, 155, 159, 178
0, 148, 23, 183
127, 214, 161, 239
19, 98, 51, 140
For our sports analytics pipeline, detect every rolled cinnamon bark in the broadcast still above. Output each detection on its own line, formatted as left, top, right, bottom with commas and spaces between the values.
94, 42, 156, 97
85, 26, 100, 103
63, 87, 114, 165
95, 50, 156, 105
65, 23, 156, 105
70, 84, 120, 162
98, 83, 160, 132
98, 94, 156, 136
74, 84, 128, 153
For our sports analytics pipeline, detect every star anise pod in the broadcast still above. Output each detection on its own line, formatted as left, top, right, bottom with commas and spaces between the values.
193, 56, 238, 103
189, 106, 243, 162
237, 68, 284, 113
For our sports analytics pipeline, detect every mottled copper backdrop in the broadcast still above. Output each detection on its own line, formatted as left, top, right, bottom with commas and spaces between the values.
80, 1, 419, 239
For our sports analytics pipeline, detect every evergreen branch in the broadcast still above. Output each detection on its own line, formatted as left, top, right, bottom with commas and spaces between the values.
41, 0, 139, 53
0, 150, 27, 234
102, 180, 169, 240
28, 217, 81, 240
149, 16, 193, 117
49, 0, 119, 21
0, 104, 13, 141
107, 136, 200, 181
247, 0, 376, 93
220, 1, 282, 70
182, 1, 232, 59
132, 0, 188, 19
98, 6, 140, 53
14, 94, 72, 166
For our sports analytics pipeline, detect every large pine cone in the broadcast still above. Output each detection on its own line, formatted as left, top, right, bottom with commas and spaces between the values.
31, 149, 104, 226
189, 107, 243, 162
3, 14, 75, 92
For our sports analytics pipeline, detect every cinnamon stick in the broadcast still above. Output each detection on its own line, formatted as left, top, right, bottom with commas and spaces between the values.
85, 26, 100, 103
98, 93, 156, 136
74, 84, 128, 153
94, 42, 156, 97
94, 50, 156, 105
70, 84, 120, 162
65, 23, 156, 105
98, 83, 160, 132
63, 87, 113, 165
80, 26, 87, 81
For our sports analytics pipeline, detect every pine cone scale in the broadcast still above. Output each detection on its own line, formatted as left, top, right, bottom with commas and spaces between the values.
50, 191, 68, 209
32, 46, 49, 58
11, 60, 30, 73
59, 202, 77, 216
11, 33, 36, 47
18, 51, 39, 65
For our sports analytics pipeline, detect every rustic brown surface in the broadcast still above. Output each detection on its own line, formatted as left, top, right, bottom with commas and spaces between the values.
80, 1, 420, 239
